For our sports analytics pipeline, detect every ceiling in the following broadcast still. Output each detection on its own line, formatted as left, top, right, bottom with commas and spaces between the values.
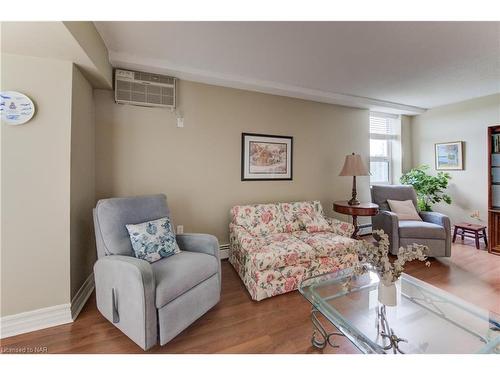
95, 22, 500, 114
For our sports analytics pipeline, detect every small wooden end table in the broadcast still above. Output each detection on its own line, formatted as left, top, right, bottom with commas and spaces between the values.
333, 201, 379, 239
453, 222, 488, 250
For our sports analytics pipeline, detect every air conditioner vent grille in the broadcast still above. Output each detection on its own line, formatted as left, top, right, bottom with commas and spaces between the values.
133, 72, 175, 85
132, 82, 145, 93
116, 90, 131, 102
162, 87, 174, 96
115, 69, 176, 108
131, 92, 146, 103
116, 80, 130, 91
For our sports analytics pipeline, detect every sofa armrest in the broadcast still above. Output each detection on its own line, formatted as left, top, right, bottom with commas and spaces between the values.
372, 210, 400, 255
325, 217, 355, 237
94, 255, 157, 350
229, 224, 264, 254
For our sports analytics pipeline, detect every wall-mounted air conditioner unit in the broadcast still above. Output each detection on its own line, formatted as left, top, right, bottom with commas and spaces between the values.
114, 69, 176, 109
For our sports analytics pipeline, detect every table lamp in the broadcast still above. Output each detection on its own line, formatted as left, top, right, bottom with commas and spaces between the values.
339, 153, 369, 206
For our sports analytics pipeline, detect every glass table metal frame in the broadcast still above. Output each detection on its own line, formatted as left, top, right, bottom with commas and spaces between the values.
299, 267, 500, 354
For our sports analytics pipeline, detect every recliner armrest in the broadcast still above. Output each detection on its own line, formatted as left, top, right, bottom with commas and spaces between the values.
176, 233, 221, 290
93, 255, 157, 350
419, 211, 450, 229
176, 233, 220, 259
372, 210, 399, 228
419, 211, 451, 257
372, 210, 400, 255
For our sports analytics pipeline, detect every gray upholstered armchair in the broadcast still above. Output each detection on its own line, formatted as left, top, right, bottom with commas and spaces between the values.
93, 194, 221, 350
371, 185, 451, 257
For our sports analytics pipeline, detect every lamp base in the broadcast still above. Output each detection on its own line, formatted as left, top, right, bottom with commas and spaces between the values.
347, 197, 360, 206
347, 176, 360, 206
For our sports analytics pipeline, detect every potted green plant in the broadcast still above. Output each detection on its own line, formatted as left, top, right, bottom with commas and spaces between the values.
400, 165, 452, 211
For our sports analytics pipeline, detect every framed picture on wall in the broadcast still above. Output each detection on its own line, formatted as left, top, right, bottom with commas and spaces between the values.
241, 133, 293, 181
435, 141, 464, 170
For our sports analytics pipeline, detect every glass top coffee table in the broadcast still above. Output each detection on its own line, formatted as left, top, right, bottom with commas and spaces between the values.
299, 268, 500, 354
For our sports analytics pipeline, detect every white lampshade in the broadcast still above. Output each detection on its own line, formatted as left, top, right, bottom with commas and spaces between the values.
339, 153, 369, 176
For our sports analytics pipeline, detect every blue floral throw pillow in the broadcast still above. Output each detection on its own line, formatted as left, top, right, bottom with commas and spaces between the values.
126, 217, 180, 263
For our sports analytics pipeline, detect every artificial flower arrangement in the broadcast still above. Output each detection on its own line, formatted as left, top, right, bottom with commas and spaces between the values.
347, 229, 430, 305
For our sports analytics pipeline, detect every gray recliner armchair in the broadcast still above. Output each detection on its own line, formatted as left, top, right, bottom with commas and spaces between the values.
93, 194, 221, 350
371, 185, 451, 257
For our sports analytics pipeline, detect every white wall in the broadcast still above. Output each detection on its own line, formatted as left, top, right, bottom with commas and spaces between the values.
1, 54, 73, 316
401, 115, 413, 173
410, 94, 500, 226
1, 22, 107, 322
1, 55, 97, 318
70, 65, 96, 300
63, 21, 113, 88
95, 81, 371, 244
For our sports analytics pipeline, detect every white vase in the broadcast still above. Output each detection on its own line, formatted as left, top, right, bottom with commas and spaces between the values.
378, 281, 399, 306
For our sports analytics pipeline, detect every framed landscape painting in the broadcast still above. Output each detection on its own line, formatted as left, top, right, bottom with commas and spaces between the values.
435, 141, 464, 170
241, 133, 293, 181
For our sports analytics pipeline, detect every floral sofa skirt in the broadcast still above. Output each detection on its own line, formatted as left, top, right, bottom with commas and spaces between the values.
229, 201, 362, 301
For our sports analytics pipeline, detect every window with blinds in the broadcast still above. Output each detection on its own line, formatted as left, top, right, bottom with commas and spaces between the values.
370, 113, 397, 184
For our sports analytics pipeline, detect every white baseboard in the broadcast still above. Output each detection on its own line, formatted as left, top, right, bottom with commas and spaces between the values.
0, 273, 95, 339
220, 244, 229, 260
0, 304, 72, 339
71, 273, 95, 320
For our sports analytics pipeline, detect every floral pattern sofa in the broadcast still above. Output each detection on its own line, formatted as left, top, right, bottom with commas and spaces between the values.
229, 201, 362, 301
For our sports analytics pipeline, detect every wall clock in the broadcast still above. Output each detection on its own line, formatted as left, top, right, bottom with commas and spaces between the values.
0, 91, 36, 125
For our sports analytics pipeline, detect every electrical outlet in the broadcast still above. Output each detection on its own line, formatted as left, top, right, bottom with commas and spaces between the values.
176, 117, 184, 128
176, 225, 184, 234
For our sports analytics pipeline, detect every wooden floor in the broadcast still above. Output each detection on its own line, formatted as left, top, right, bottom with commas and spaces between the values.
1, 239, 499, 354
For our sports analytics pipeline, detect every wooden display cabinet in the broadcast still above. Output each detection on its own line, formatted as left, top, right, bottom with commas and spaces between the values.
488, 125, 500, 255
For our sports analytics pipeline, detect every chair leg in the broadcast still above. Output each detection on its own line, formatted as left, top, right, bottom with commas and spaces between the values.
483, 229, 488, 248
452, 226, 458, 243
475, 231, 480, 249
461, 229, 465, 241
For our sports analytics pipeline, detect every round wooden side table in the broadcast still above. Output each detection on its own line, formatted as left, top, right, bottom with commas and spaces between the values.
333, 201, 379, 239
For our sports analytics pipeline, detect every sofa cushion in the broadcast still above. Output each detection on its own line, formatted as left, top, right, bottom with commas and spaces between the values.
231, 203, 285, 236
297, 212, 331, 233
280, 201, 325, 232
152, 251, 218, 308
293, 231, 361, 258
251, 233, 315, 271
399, 220, 446, 239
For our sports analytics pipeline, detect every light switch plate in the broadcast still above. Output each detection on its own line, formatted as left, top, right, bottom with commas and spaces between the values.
176, 225, 184, 234
176, 117, 184, 128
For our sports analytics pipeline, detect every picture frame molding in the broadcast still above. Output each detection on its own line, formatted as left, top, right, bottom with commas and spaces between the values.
241, 132, 293, 181
434, 141, 464, 170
